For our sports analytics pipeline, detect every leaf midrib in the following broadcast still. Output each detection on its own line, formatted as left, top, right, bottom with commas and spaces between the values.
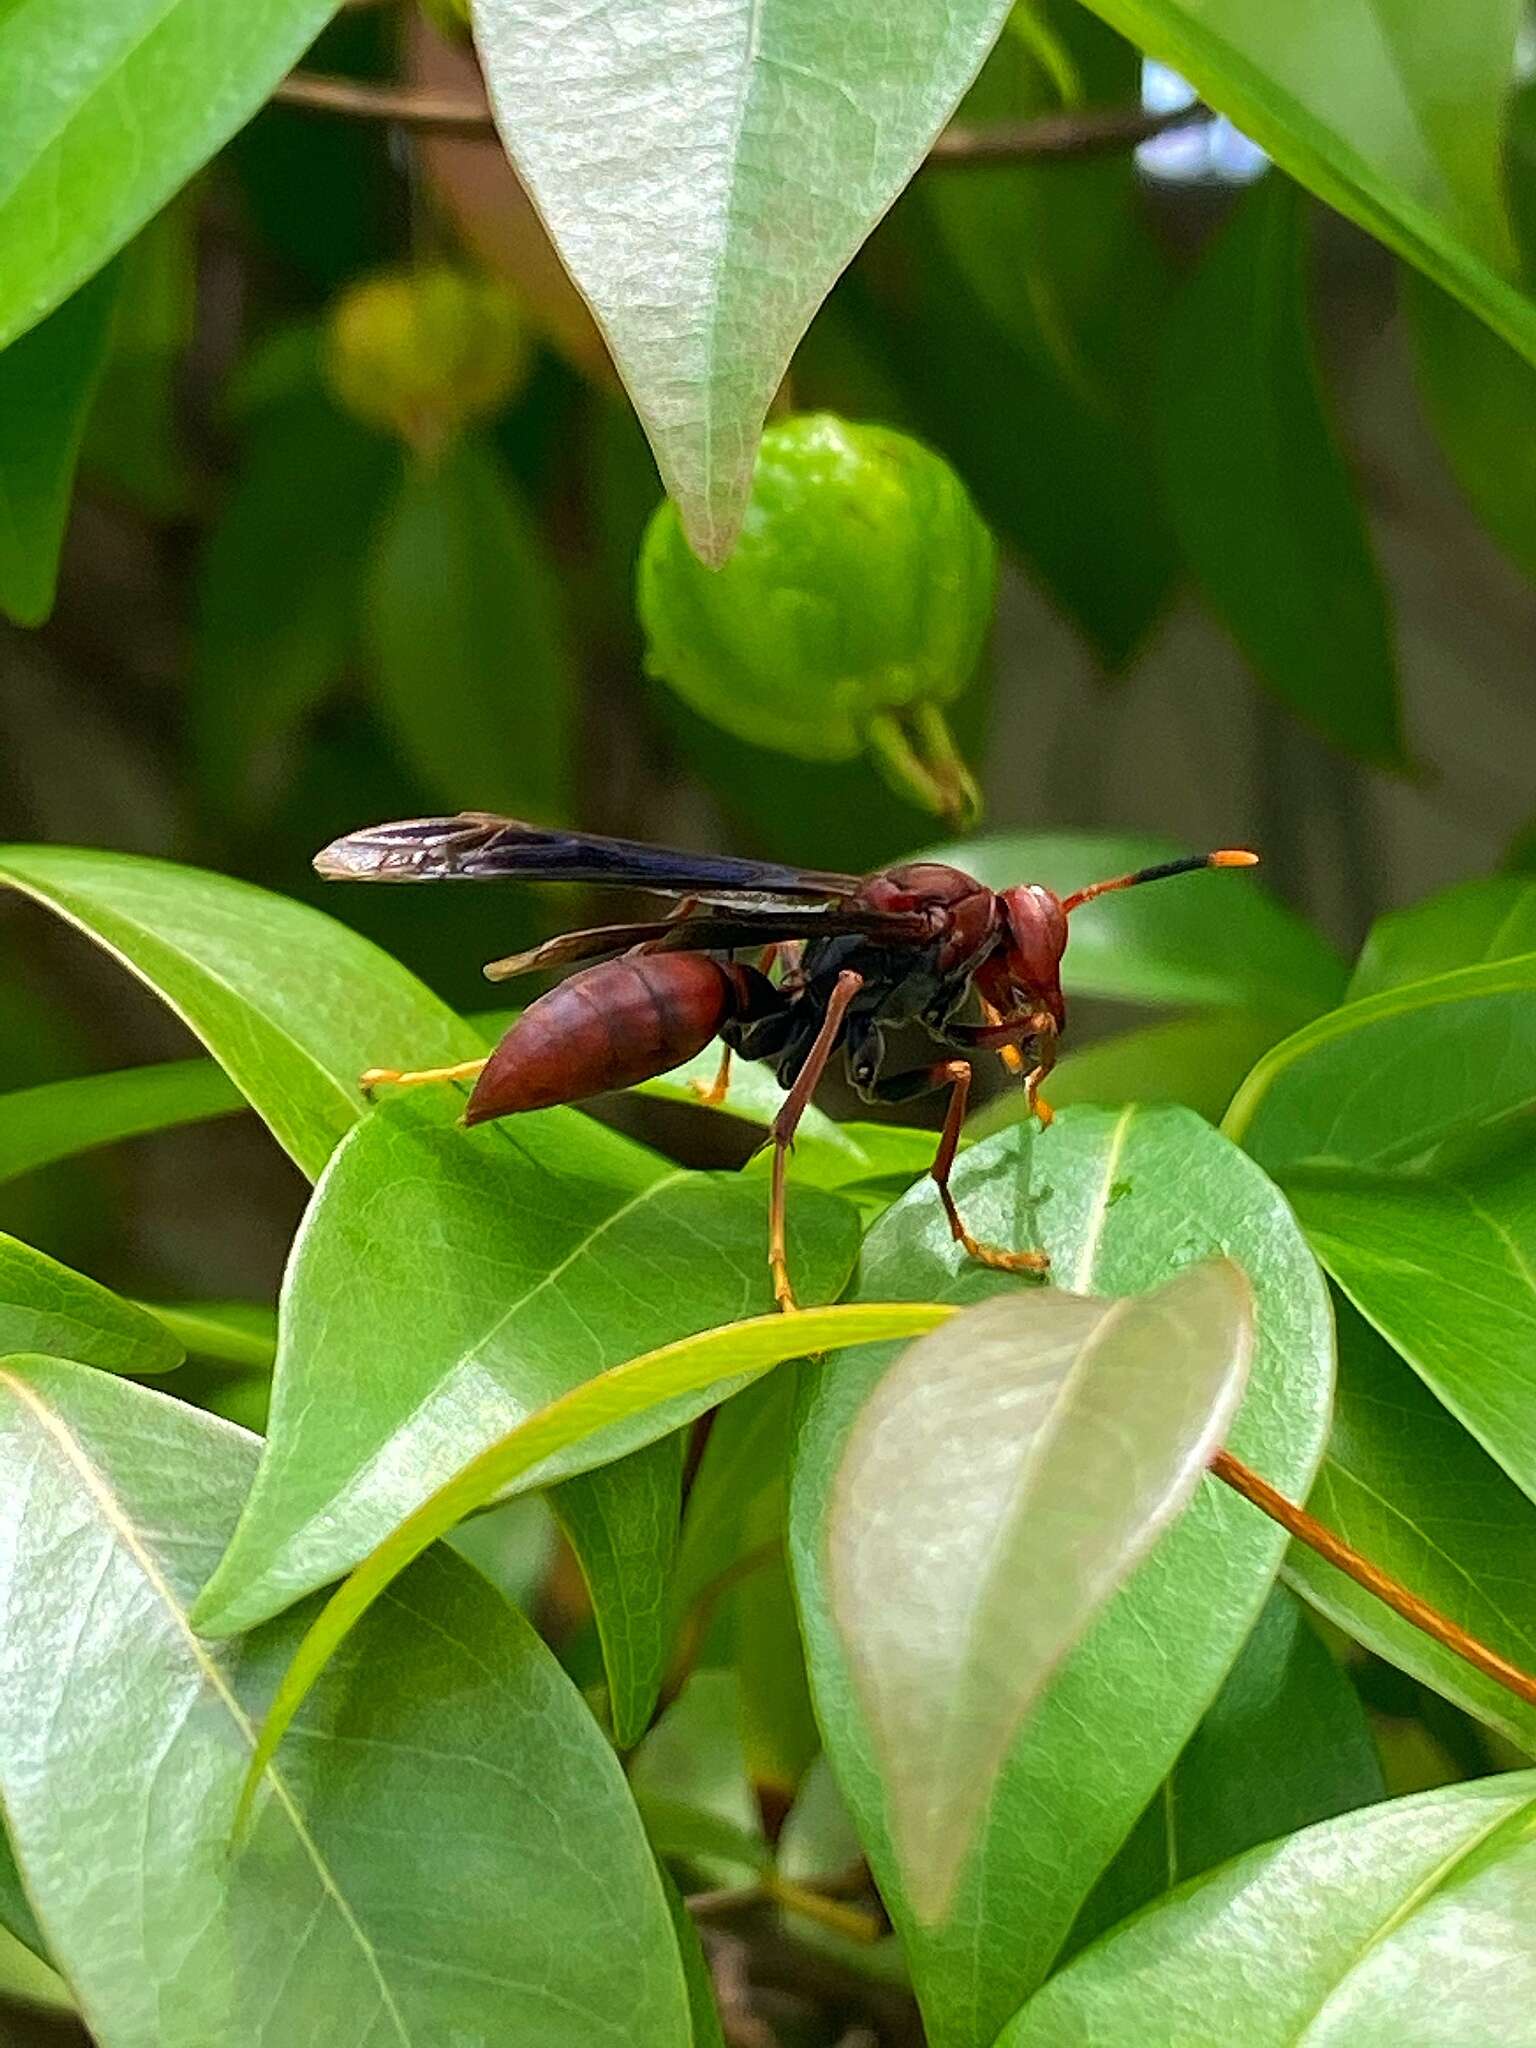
1290, 1793, 1530, 2041
0, 1369, 415, 2048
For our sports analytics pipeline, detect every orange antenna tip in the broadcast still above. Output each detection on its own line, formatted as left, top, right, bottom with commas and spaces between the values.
1210, 849, 1259, 867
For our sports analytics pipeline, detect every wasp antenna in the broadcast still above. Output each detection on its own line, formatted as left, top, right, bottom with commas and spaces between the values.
1062, 849, 1259, 915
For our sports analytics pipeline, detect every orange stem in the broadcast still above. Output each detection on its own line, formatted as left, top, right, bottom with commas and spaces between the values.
1211, 1448, 1536, 1712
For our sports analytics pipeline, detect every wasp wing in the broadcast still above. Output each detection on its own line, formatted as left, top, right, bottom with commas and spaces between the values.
315, 813, 862, 908
482, 905, 931, 983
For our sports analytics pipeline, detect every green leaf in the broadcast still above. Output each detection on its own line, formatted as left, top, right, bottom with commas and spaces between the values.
973, 1010, 1292, 1134
0, 845, 484, 1179
833, 204, 1177, 672
193, 395, 397, 817
0, 0, 340, 351
927, 831, 1345, 1019
0, 1356, 693, 2048
1348, 875, 1536, 1000
791, 1108, 1334, 2046
1075, 0, 1536, 374
1156, 177, 1403, 767
0, 1233, 181, 1376
1229, 955, 1536, 1500
1406, 274, 1536, 589
551, 1436, 684, 1749
133, 1300, 277, 1371
0, 1823, 48, 1967
912, 4, 1175, 669
1286, 1300, 1536, 1754
828, 1260, 1253, 1924
0, 1060, 243, 1188
1070, 1584, 1384, 1950
238, 1300, 953, 1833
999, 1773, 1536, 2046
80, 200, 196, 519
192, 1087, 859, 1637
659, 1862, 728, 2048
1229, 954, 1536, 1174
471, 0, 1014, 561
367, 437, 572, 819
0, 264, 120, 625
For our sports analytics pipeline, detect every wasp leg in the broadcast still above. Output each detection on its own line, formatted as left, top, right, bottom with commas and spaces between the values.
768, 969, 864, 1312
951, 1010, 1059, 1127
980, 995, 1026, 1078
688, 944, 788, 1108
873, 1059, 1050, 1275
688, 1042, 734, 1107
360, 1058, 488, 1099
931, 1061, 1050, 1274
1023, 1018, 1059, 1128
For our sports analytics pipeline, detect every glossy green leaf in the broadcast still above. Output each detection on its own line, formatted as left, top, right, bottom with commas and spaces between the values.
134, 1301, 277, 1371
1075, 0, 1536, 374
193, 395, 396, 817
193, 1087, 858, 1637
238, 1299, 953, 1829
1000, 1773, 1536, 2047
973, 1010, 1291, 1135
0, 265, 120, 625
0, 1233, 180, 1377
1071, 1584, 1384, 1950
0, 1357, 693, 2048
1229, 954, 1536, 1499
0, 0, 339, 351
0, 1060, 243, 1188
1157, 177, 1403, 767
471, 0, 1014, 561
0, 845, 484, 1179
1348, 875, 1536, 1000
552, 1435, 684, 1748
791, 1107, 1333, 2046
928, 831, 1344, 1019
1286, 1301, 1536, 1753
367, 437, 572, 819
829, 1260, 1253, 1924
1229, 955, 1536, 1175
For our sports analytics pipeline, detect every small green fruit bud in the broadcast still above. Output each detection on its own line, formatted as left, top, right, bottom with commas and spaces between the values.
637, 414, 993, 822
324, 265, 531, 455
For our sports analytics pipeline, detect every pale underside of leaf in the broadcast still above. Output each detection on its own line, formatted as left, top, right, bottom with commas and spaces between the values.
827, 1260, 1253, 1924
472, 0, 1014, 559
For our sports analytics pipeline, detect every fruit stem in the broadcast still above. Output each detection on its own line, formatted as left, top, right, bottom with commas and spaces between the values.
865, 705, 981, 828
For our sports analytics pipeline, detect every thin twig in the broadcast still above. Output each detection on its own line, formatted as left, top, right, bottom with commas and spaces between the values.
1211, 1448, 1536, 1711
687, 1876, 884, 1946
271, 69, 1214, 165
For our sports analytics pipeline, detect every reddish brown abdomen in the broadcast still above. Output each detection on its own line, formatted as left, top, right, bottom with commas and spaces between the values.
464, 952, 735, 1123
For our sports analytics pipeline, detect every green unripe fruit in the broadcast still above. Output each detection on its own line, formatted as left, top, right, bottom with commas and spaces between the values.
324, 265, 530, 456
637, 414, 993, 822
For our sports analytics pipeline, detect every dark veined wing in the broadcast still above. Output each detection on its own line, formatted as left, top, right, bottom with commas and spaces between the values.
314, 813, 862, 908
482, 905, 932, 983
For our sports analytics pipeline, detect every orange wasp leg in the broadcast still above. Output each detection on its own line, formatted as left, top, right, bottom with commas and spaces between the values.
930, 1060, 1050, 1275
360, 1057, 488, 1099
768, 968, 864, 1313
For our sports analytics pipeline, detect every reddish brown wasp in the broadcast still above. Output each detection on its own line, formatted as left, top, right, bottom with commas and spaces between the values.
315, 815, 1257, 1308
